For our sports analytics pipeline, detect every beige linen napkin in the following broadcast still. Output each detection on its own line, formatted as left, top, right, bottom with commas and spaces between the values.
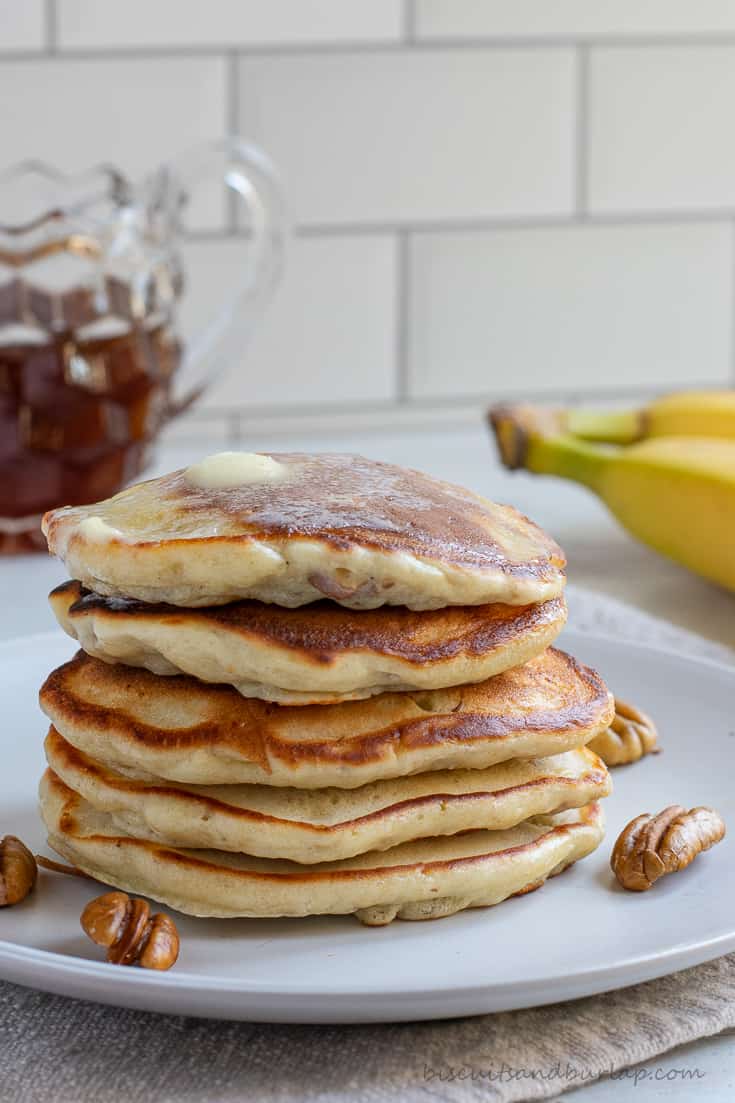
0, 586, 732, 1103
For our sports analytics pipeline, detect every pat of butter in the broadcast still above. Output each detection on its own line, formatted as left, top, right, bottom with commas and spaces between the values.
185, 451, 288, 490
77, 516, 124, 541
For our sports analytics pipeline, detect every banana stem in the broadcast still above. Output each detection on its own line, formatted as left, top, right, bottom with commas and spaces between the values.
489, 404, 610, 492
524, 433, 608, 492
566, 407, 644, 444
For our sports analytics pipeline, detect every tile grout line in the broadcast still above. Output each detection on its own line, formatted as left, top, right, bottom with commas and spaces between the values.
44, 0, 57, 53
14, 34, 735, 61
168, 379, 701, 442
183, 208, 735, 243
226, 50, 240, 232
296, 207, 735, 231
181, 382, 687, 425
394, 231, 411, 402
0, 42, 566, 63
575, 44, 589, 218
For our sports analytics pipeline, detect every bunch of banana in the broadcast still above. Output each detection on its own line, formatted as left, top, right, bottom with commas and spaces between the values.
488, 391, 735, 592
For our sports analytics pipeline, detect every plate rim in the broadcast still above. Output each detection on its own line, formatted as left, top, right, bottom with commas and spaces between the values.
2, 922, 735, 999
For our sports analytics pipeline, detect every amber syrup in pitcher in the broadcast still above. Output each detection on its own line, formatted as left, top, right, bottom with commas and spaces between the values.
0, 233, 181, 553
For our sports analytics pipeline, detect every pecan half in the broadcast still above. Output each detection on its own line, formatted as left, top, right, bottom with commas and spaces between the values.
0, 836, 38, 907
611, 805, 726, 891
590, 698, 660, 767
81, 891, 179, 970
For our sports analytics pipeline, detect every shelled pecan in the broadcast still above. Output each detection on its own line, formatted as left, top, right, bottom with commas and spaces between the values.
0, 836, 37, 906
611, 805, 725, 891
590, 698, 659, 767
81, 891, 179, 970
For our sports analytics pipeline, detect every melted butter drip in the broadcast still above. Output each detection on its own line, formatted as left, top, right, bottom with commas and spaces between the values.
185, 452, 289, 491
77, 516, 125, 542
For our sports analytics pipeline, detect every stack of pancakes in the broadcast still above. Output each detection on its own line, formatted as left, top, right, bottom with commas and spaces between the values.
39, 452, 614, 925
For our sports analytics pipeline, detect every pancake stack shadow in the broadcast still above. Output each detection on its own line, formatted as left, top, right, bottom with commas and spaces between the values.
38, 451, 615, 925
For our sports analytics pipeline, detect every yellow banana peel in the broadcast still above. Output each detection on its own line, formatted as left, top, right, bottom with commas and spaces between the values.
563, 390, 735, 444
488, 402, 735, 593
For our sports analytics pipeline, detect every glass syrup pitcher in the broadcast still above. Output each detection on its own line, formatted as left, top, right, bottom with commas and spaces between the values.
0, 139, 285, 553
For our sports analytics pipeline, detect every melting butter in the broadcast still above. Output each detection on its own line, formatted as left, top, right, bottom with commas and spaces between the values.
77, 516, 124, 541
185, 452, 288, 490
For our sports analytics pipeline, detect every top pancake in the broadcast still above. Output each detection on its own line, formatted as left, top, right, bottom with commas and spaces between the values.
42, 451, 566, 609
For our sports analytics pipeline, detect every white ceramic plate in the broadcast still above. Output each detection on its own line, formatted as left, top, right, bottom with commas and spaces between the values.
0, 629, 732, 1023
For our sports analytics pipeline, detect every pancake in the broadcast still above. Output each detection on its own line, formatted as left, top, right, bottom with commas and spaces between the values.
42, 452, 566, 610
45, 728, 611, 863
39, 649, 615, 789
49, 581, 567, 705
39, 770, 605, 923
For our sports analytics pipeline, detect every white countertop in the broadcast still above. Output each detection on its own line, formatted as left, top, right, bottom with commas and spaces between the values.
2, 420, 733, 1099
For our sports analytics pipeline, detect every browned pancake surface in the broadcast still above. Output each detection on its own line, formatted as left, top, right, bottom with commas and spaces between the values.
45, 453, 565, 579
54, 580, 565, 667
40, 646, 613, 778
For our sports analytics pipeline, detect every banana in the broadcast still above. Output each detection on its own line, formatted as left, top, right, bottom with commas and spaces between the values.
562, 390, 735, 444
489, 404, 735, 593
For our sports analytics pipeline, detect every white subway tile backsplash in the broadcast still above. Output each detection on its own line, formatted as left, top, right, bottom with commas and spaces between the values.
1, 0, 733, 426
180, 234, 397, 409
415, 1, 735, 39
238, 49, 575, 226
408, 222, 732, 398
0, 57, 227, 227
58, 0, 403, 50
589, 47, 735, 214
0, 0, 44, 51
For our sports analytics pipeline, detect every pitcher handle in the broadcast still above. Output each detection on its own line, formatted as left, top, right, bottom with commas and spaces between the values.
160, 137, 286, 416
